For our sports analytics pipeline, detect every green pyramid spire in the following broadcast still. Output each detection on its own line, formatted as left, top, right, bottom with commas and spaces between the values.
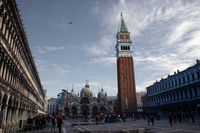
119, 13, 128, 33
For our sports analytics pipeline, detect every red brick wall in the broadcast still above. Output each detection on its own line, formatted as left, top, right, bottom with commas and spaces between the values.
117, 57, 137, 113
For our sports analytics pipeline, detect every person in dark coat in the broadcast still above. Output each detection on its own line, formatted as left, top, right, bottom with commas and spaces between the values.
168, 112, 173, 126
56, 113, 64, 133
51, 113, 56, 132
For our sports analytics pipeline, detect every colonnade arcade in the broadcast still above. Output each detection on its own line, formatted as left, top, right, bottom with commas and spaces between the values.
0, 89, 37, 128
64, 105, 107, 118
148, 85, 200, 106
146, 84, 200, 115
64, 96, 109, 118
0, 0, 45, 132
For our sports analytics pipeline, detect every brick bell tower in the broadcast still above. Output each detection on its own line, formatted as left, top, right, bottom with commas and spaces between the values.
116, 13, 137, 113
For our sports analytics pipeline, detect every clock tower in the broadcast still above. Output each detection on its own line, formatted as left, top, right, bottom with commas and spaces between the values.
116, 13, 137, 113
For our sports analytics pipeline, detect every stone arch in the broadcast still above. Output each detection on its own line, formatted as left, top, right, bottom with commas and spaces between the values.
1, 94, 8, 111
71, 106, 77, 118
189, 88, 193, 98
92, 106, 98, 116
194, 87, 198, 97
100, 106, 106, 114
184, 90, 188, 98
0, 90, 2, 104
13, 97, 18, 108
81, 105, 89, 117
64, 106, 70, 116
6, 95, 13, 123
80, 97, 89, 104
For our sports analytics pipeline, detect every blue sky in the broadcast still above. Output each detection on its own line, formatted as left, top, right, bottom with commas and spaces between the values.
17, 0, 200, 98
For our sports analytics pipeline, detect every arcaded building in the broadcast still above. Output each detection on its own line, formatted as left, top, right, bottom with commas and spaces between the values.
143, 60, 200, 115
0, 0, 45, 131
116, 14, 137, 113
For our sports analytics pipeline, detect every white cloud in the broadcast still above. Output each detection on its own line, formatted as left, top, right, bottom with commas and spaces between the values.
36, 59, 70, 74
89, 0, 200, 91
36, 46, 66, 54
91, 57, 116, 66
168, 21, 196, 44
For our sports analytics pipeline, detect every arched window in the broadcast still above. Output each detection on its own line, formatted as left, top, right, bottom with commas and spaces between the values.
80, 97, 89, 104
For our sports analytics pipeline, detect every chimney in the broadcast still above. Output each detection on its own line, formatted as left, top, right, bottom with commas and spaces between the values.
196, 60, 200, 64
177, 69, 179, 73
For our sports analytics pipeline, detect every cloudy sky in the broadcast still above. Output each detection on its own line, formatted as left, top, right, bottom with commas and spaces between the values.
17, 0, 200, 98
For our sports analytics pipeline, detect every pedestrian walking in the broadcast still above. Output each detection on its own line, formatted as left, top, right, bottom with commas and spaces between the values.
168, 112, 173, 126
51, 113, 56, 132
56, 113, 64, 133
147, 113, 150, 125
185, 112, 189, 124
190, 110, 195, 123
150, 114, 154, 125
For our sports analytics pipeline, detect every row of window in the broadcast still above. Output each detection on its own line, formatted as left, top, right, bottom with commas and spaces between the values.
121, 45, 130, 51
0, 1, 43, 96
0, 46, 43, 107
0, 1, 43, 104
147, 69, 200, 95
0, 93, 34, 124
147, 86, 200, 106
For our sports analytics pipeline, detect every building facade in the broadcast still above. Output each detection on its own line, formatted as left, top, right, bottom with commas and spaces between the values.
55, 82, 117, 118
0, 0, 45, 131
143, 60, 200, 116
136, 92, 145, 112
116, 14, 137, 113
47, 98, 56, 115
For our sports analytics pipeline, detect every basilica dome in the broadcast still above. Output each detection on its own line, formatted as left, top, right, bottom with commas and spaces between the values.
80, 83, 93, 97
70, 88, 77, 96
98, 88, 107, 99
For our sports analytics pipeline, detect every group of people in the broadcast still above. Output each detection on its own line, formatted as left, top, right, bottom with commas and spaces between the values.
95, 112, 127, 124
25, 112, 64, 133
50, 112, 64, 133
168, 111, 195, 126
25, 115, 48, 131
144, 111, 196, 126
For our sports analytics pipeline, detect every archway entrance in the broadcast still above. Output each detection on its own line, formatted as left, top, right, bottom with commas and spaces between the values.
1, 94, 8, 111
71, 106, 77, 118
80, 97, 89, 104
100, 107, 106, 114
81, 105, 89, 119
92, 106, 98, 117
64, 107, 70, 117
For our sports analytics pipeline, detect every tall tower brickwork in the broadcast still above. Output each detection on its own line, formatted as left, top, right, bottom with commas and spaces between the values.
116, 14, 137, 113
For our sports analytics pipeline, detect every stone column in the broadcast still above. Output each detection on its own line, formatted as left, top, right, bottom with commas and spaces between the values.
2, 94, 9, 129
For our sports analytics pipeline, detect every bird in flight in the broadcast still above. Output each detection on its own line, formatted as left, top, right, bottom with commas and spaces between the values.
68, 21, 73, 24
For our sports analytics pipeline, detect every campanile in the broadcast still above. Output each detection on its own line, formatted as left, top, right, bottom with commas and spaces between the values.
116, 14, 137, 113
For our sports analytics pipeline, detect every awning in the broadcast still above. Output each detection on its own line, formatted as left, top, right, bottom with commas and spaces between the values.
37, 109, 47, 115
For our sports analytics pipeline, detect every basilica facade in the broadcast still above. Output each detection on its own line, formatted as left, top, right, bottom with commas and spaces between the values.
49, 83, 117, 118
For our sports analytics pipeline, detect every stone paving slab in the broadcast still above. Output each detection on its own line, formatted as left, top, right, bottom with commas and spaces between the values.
67, 119, 200, 133
20, 118, 200, 133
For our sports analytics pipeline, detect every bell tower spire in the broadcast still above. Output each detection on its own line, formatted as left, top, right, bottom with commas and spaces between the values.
119, 12, 128, 33
116, 13, 137, 113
